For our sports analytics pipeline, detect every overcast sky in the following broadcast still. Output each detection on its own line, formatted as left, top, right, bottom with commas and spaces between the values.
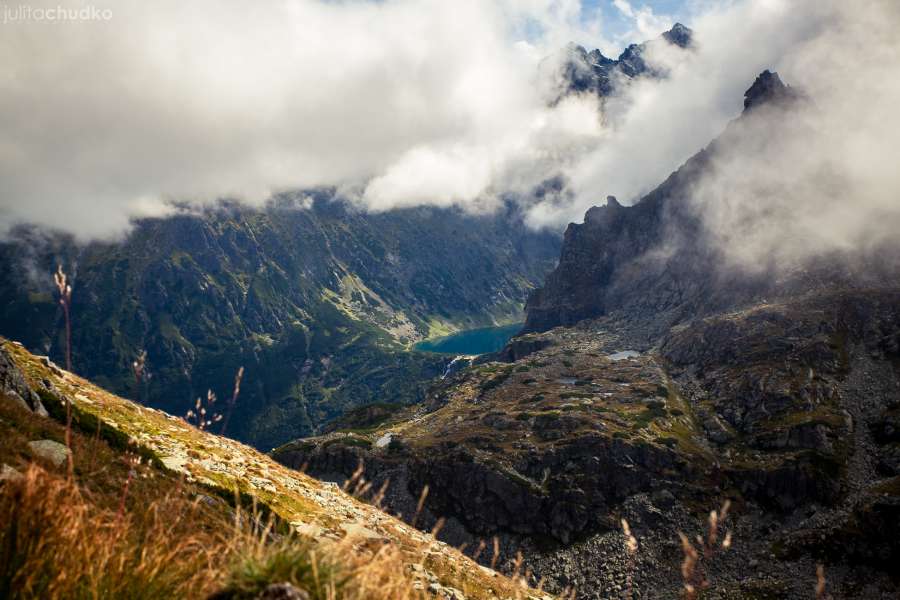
1, 0, 898, 253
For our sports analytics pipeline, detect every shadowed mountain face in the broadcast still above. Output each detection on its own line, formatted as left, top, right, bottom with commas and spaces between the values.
0, 195, 560, 449
274, 73, 900, 599
525, 71, 899, 336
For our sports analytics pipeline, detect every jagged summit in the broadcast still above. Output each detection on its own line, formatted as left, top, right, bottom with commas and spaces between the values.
743, 69, 802, 111
662, 22, 693, 48
583, 195, 623, 225
561, 24, 694, 99
525, 69, 886, 335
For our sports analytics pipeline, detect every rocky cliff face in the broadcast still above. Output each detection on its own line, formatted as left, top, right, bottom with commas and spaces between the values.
0, 195, 560, 449
524, 70, 896, 335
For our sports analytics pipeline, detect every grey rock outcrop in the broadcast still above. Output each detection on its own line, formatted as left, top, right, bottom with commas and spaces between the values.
0, 343, 47, 415
0, 463, 24, 483
28, 439, 70, 468
256, 583, 310, 600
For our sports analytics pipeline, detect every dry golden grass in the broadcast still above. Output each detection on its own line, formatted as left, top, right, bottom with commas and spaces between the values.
0, 464, 223, 599
0, 344, 555, 600
0, 460, 450, 600
677, 500, 732, 600
0, 460, 548, 600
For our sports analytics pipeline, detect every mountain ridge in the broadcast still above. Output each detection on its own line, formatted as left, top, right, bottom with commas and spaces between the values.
0, 337, 553, 600
524, 68, 895, 336
0, 194, 560, 449
560, 23, 693, 100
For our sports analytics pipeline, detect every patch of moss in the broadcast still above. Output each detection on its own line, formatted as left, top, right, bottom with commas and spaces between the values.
630, 404, 667, 430
35, 387, 160, 467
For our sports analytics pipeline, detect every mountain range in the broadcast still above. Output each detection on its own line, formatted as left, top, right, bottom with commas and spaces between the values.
0, 195, 559, 449
559, 23, 693, 100
271, 72, 900, 599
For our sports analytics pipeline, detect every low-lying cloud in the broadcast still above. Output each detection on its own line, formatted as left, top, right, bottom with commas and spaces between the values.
0, 0, 606, 239
1, 0, 899, 269
530, 0, 900, 275
677, 0, 900, 271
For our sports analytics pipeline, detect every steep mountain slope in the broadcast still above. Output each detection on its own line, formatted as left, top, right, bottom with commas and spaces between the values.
525, 70, 897, 336
275, 291, 900, 599
0, 195, 559, 449
0, 338, 554, 600
272, 73, 900, 599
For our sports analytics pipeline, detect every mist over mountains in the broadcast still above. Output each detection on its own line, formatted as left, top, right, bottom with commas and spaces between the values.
2, 0, 898, 255
1, 2, 900, 599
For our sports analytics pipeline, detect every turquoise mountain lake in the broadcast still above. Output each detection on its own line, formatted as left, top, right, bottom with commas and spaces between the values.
414, 323, 523, 355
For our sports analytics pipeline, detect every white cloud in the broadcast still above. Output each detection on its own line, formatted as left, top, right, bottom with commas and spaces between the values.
684, 0, 900, 270
611, 0, 674, 44
1, 0, 899, 275
0, 0, 605, 239
529, 0, 900, 257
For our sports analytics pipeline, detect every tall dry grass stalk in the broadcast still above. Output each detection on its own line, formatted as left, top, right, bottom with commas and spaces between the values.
411, 484, 429, 528
678, 500, 732, 599
53, 265, 75, 479
815, 564, 830, 600
219, 366, 244, 437
132, 350, 147, 401
116, 453, 143, 520
53, 265, 73, 373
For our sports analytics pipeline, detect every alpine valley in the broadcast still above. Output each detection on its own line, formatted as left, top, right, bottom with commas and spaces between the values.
0, 196, 560, 450
2, 8, 899, 600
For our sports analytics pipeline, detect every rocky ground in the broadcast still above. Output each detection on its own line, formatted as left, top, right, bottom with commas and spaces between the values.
273, 290, 900, 599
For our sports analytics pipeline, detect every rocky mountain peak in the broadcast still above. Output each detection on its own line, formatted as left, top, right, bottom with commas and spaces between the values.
583, 195, 623, 224
559, 24, 694, 100
743, 69, 801, 111
587, 48, 615, 67
662, 22, 693, 48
